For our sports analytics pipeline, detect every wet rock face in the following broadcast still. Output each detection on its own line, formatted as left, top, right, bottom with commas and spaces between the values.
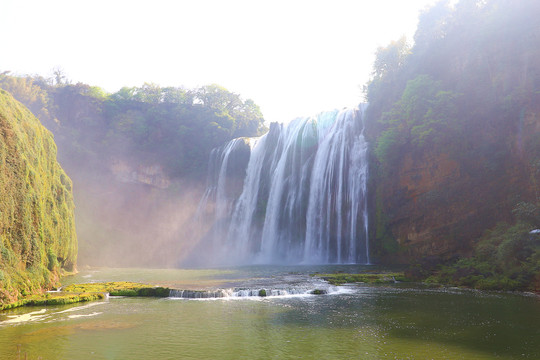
382, 152, 467, 253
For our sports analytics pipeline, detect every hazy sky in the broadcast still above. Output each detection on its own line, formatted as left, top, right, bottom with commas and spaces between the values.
2, 0, 439, 123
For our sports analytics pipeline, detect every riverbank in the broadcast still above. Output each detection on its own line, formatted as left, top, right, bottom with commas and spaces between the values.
0, 282, 171, 311
313, 271, 540, 296
0, 292, 105, 311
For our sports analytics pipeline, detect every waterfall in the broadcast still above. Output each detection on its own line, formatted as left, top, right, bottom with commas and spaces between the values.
195, 107, 369, 265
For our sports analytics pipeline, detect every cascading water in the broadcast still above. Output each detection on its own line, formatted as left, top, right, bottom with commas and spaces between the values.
195, 106, 369, 265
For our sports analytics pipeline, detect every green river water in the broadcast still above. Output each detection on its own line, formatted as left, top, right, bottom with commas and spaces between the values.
0, 266, 538, 359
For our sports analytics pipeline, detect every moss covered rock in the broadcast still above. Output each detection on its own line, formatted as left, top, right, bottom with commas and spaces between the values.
0, 89, 77, 306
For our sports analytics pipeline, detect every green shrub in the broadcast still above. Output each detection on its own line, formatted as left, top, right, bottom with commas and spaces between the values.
419, 218, 540, 291
111, 289, 138, 297
47, 248, 59, 271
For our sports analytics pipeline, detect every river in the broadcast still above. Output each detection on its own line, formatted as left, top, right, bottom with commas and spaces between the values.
1, 266, 538, 359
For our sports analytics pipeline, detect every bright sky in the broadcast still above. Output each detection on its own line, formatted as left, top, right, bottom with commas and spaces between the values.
2, 0, 439, 123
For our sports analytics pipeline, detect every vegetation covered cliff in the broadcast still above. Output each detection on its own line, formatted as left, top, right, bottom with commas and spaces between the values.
366, 0, 540, 290
0, 90, 77, 305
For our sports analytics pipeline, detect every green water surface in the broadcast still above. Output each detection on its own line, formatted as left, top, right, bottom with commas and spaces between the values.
1, 266, 538, 359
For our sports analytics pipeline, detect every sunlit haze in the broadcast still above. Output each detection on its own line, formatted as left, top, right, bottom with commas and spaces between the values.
2, 0, 439, 123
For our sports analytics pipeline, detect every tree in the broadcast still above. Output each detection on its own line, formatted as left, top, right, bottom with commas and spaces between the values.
374, 75, 462, 173
52, 66, 68, 85
414, 0, 452, 51
133, 82, 163, 104
364, 37, 411, 127
0, 74, 52, 125
1, 73, 266, 179
194, 84, 241, 112
372, 36, 410, 81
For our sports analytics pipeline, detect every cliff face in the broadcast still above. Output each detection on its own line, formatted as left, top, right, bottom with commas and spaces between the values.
0, 90, 77, 305
109, 158, 171, 189
373, 109, 540, 263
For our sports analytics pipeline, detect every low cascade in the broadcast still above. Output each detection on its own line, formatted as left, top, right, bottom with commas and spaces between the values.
196, 107, 369, 265
168, 287, 335, 299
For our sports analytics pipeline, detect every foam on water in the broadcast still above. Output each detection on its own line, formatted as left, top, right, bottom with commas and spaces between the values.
68, 312, 103, 319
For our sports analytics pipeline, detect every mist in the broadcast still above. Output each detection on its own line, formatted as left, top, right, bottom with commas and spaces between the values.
72, 171, 207, 268
0, 78, 268, 270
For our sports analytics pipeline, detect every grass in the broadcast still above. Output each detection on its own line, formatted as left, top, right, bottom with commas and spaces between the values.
314, 272, 409, 285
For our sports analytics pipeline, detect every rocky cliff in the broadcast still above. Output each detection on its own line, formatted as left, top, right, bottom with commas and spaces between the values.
0, 89, 77, 305
371, 108, 540, 264
364, 0, 540, 273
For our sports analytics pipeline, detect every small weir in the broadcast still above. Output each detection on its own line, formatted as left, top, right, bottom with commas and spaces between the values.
168, 287, 335, 299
